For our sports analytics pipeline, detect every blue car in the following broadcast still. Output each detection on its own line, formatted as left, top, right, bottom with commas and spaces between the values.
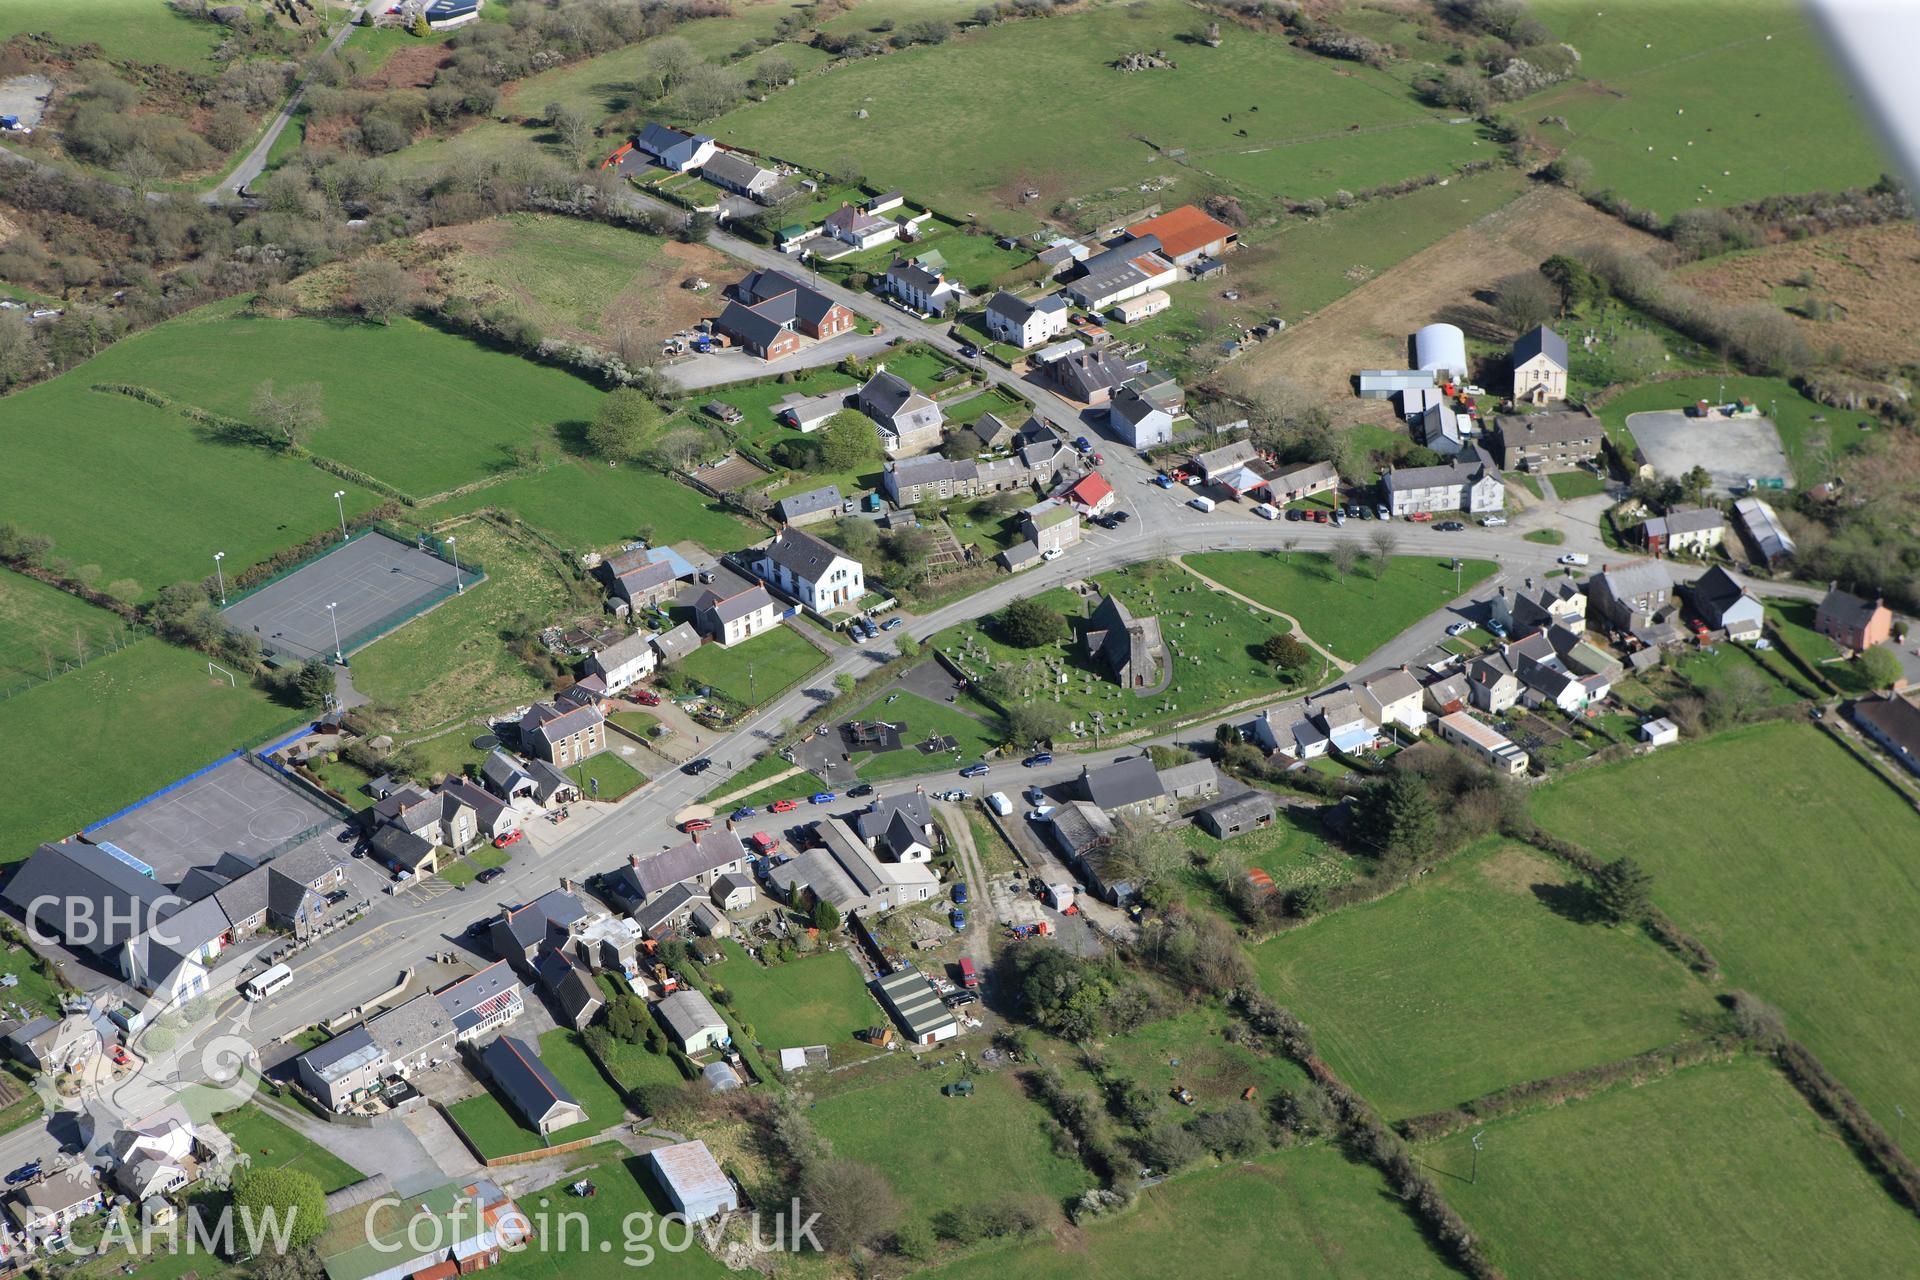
952, 882, 969, 905
1022, 752, 1053, 768
880, 617, 904, 631
731, 806, 758, 822
1485, 619, 1509, 639
810, 791, 836, 804
950, 908, 967, 931
959, 763, 990, 779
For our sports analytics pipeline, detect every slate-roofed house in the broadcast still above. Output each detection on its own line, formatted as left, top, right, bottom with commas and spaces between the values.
1689, 565, 1764, 640
1504, 579, 1587, 633
714, 270, 856, 360
1639, 507, 1725, 557
1466, 652, 1521, 714
1510, 325, 1570, 405
532, 949, 609, 1032
752, 528, 866, 612
699, 150, 780, 201
1157, 760, 1220, 803
1044, 802, 1132, 903
1382, 446, 1504, 516
1076, 755, 1169, 821
1045, 348, 1135, 405
1021, 499, 1082, 555
883, 259, 962, 315
775, 390, 849, 434
368, 824, 437, 877
633, 882, 703, 940
489, 888, 590, 976
779, 818, 939, 915
584, 631, 658, 693
597, 549, 681, 613
962, 411, 1019, 454
633, 122, 714, 172
606, 831, 750, 912
436, 961, 524, 1042
774, 484, 842, 527
1353, 666, 1425, 733
985, 290, 1072, 349
822, 200, 902, 251
859, 370, 944, 456
654, 989, 727, 1053
1851, 693, 1920, 778
1816, 586, 1894, 655
518, 701, 604, 767
1416, 402, 1466, 457
10, 1166, 104, 1242
1587, 560, 1674, 633
1083, 593, 1165, 690
1106, 382, 1176, 448
692, 584, 779, 647
1493, 410, 1600, 472
1263, 459, 1339, 504
3, 1013, 99, 1074
478, 1036, 587, 1137
852, 792, 936, 862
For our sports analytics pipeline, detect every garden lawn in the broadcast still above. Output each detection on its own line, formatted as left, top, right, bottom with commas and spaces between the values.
1433, 1056, 1920, 1277
0, 374, 385, 597
349, 521, 575, 741
713, 0, 1486, 232
1182, 551, 1497, 660
1543, 470, 1607, 499
438, 842, 510, 888
678, 624, 824, 708
809, 1066, 1094, 1232
1766, 599, 1877, 695
0, 0, 228, 70
608, 710, 660, 739
0, 570, 136, 686
215, 1104, 362, 1193
81, 309, 605, 497
852, 690, 1004, 781
709, 940, 879, 1060
419, 460, 757, 554
679, 367, 858, 452
1249, 841, 1719, 1118
569, 749, 647, 801
445, 1030, 626, 1159
1525, 0, 1886, 216
1533, 720, 1920, 1133
1595, 375, 1852, 485
0, 638, 299, 863
928, 1144, 1451, 1280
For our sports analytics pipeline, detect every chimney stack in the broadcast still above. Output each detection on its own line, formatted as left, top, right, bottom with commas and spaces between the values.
629, 853, 641, 870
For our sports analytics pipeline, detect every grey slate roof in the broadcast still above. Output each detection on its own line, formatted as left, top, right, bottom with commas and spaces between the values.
853, 792, 932, 847
1079, 756, 1166, 810
1690, 565, 1750, 618
3, 843, 176, 955
298, 1026, 377, 1082
656, 989, 725, 1044
700, 150, 774, 190
1595, 559, 1674, 605
860, 370, 930, 421
628, 830, 748, 900
695, 584, 776, 626
479, 1034, 580, 1127
775, 485, 842, 522
634, 882, 700, 936
1512, 324, 1569, 370
436, 961, 520, 1033
653, 622, 703, 664
758, 529, 849, 583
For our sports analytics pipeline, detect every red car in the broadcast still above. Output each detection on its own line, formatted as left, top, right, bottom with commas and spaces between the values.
681, 817, 712, 833
493, 829, 524, 849
109, 1045, 131, 1066
1407, 511, 1433, 523
1312, 510, 1328, 524
631, 689, 662, 707
769, 798, 800, 814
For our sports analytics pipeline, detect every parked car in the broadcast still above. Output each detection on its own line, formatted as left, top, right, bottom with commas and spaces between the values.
492, 829, 524, 849
1074, 436, 1093, 454
809, 791, 836, 805
476, 866, 506, 885
1093, 515, 1117, 530
770, 798, 800, 813
1485, 619, 1509, 639
1285, 507, 1303, 522
108, 1045, 131, 1066
1154, 474, 1175, 489
631, 689, 662, 707
1027, 805, 1055, 821
949, 908, 967, 931
1479, 515, 1507, 527
952, 882, 969, 905
1559, 552, 1591, 566
681, 817, 712, 833
1446, 621, 1470, 638
730, 806, 758, 821
947, 991, 980, 1008
1331, 510, 1346, 526
1435, 520, 1465, 531
683, 757, 713, 775
1022, 752, 1053, 768
5, 1164, 40, 1187
1041, 548, 1063, 561
1359, 506, 1376, 520
880, 617, 904, 631
847, 783, 873, 798
1111, 510, 1129, 522
1312, 510, 1328, 523
1406, 511, 1433, 522
960, 763, 991, 778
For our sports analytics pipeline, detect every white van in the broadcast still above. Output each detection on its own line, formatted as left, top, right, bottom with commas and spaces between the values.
986, 792, 1012, 817
243, 963, 294, 1002
1189, 495, 1216, 513
1251, 503, 1279, 521
1558, 552, 1591, 567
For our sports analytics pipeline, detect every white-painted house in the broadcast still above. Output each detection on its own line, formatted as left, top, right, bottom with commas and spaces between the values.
984, 291, 1071, 349
751, 528, 866, 612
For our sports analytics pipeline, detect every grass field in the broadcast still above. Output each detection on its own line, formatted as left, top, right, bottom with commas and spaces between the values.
0, 373, 386, 598
1434, 1057, 1920, 1277
1182, 551, 1497, 660
349, 520, 576, 742
418, 460, 758, 555
809, 1065, 1094, 1232
0, 0, 233, 70
488, 1144, 731, 1280
678, 624, 825, 708
0, 570, 137, 686
569, 749, 647, 801
446, 1029, 626, 1159
1765, 599, 1876, 695
80, 308, 605, 498
709, 940, 880, 1061
215, 1103, 363, 1193
1179, 802, 1360, 901
1595, 374, 1848, 484
1533, 720, 1920, 1133
1543, 470, 1608, 499
0, 638, 298, 863
1034, 1003, 1311, 1120
852, 690, 1005, 781
712, 0, 1484, 231
1250, 841, 1719, 1118
929, 1143, 1452, 1280
1525, 0, 1887, 216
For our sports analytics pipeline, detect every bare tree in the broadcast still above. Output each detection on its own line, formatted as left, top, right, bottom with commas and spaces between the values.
1330, 541, 1362, 582
72, 626, 89, 667
800, 1160, 901, 1256
351, 258, 418, 324
1280, 538, 1298, 564
652, 425, 711, 472
250, 379, 325, 449
1495, 271, 1558, 332
1367, 526, 1399, 574
118, 148, 167, 197
552, 108, 596, 169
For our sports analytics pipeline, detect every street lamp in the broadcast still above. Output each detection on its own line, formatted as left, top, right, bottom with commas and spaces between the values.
327, 601, 343, 664
333, 490, 349, 542
446, 536, 463, 594
213, 551, 227, 606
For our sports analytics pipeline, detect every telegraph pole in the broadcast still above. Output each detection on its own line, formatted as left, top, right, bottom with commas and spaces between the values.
1470, 1130, 1484, 1185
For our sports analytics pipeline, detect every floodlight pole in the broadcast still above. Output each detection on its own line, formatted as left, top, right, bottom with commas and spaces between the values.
447, 536, 463, 594
327, 601, 343, 664
213, 551, 227, 606
334, 490, 349, 542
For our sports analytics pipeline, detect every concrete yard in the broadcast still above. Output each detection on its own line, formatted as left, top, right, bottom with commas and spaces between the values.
0, 76, 52, 127
1626, 409, 1792, 497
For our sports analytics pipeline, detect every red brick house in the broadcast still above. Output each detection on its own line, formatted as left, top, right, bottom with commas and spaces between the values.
1815, 586, 1893, 655
713, 270, 855, 360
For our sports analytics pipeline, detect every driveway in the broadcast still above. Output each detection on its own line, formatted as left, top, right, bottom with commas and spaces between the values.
661, 328, 894, 392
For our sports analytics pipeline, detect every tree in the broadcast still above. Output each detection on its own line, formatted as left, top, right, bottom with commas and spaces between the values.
800, 1160, 901, 1255
999, 597, 1066, 648
1367, 525, 1400, 572
232, 1166, 328, 1251
1352, 769, 1438, 871
816, 410, 878, 471
1591, 856, 1653, 923
1006, 701, 1067, 749
251, 380, 324, 450
1546, 153, 1595, 191
755, 54, 795, 87
813, 898, 841, 931
552, 107, 595, 168
1260, 631, 1311, 672
119, 147, 168, 197
293, 662, 336, 708
1329, 541, 1362, 582
586, 388, 662, 462
1279, 537, 1299, 564
1679, 465, 1712, 509
1859, 643, 1903, 689
350, 258, 416, 324
1106, 819, 1185, 895
1496, 271, 1558, 334
1541, 254, 1604, 314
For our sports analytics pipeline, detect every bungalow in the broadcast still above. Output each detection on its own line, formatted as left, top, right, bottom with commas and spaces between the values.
858, 370, 944, 456
9, 1168, 103, 1244
984, 291, 1071, 350
1509, 325, 1570, 405
2, 1014, 98, 1074
632, 122, 715, 173
1639, 507, 1725, 557
518, 701, 605, 767
1263, 459, 1339, 505
774, 484, 843, 527
752, 528, 866, 611
654, 989, 728, 1054
779, 817, 939, 915
478, 1035, 588, 1137
1109, 289, 1171, 324
1689, 565, 1764, 641
693, 584, 780, 648
699, 150, 780, 202
822, 200, 901, 251
1437, 711, 1530, 775
883, 260, 963, 315
584, 631, 658, 693
1816, 586, 1894, 655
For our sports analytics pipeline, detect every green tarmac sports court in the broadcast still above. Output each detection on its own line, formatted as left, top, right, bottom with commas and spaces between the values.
221, 531, 476, 664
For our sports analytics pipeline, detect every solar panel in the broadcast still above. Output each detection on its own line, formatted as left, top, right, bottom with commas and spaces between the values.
94, 841, 156, 879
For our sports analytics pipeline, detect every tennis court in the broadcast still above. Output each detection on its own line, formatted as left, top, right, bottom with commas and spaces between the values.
222, 531, 468, 663
87, 754, 346, 887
